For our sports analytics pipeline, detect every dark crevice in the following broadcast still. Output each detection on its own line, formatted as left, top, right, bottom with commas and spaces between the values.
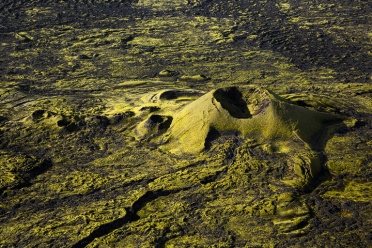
67, 151, 207, 247
153, 227, 179, 248
71, 188, 190, 248
1, 158, 204, 223
200, 169, 226, 185
282, 215, 312, 233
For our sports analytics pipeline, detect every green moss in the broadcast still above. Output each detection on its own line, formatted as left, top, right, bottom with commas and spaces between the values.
323, 181, 372, 202
149, 166, 226, 191
0, 152, 47, 191
277, 192, 294, 202
227, 216, 275, 247
180, 75, 210, 82
325, 133, 371, 177
273, 215, 309, 233
165, 233, 223, 247
1, 1, 371, 247
15, 32, 34, 42
47, 170, 109, 196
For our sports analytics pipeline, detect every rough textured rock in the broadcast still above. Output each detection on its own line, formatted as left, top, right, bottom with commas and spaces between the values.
0, 0, 371, 247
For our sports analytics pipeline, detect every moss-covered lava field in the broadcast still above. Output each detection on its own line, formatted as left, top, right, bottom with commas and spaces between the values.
0, 0, 371, 247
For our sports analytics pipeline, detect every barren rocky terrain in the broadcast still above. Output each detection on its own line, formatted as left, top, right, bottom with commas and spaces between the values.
0, 0, 371, 247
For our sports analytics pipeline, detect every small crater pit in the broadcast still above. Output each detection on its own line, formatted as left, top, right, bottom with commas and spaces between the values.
147, 115, 173, 131
57, 119, 70, 127
213, 87, 251, 118
136, 114, 173, 139
139, 106, 161, 113
159, 90, 202, 100
31, 110, 50, 121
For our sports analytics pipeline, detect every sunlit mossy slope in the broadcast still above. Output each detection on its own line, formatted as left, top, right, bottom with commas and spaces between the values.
0, 0, 371, 247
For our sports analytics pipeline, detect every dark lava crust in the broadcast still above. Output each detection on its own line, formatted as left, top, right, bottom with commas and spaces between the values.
0, 0, 371, 247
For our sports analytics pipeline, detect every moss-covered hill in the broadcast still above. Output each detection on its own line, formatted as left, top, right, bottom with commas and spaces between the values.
0, 0, 371, 247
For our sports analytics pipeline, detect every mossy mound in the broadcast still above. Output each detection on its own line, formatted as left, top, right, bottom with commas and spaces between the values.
159, 86, 344, 187
135, 114, 173, 139
162, 86, 340, 154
